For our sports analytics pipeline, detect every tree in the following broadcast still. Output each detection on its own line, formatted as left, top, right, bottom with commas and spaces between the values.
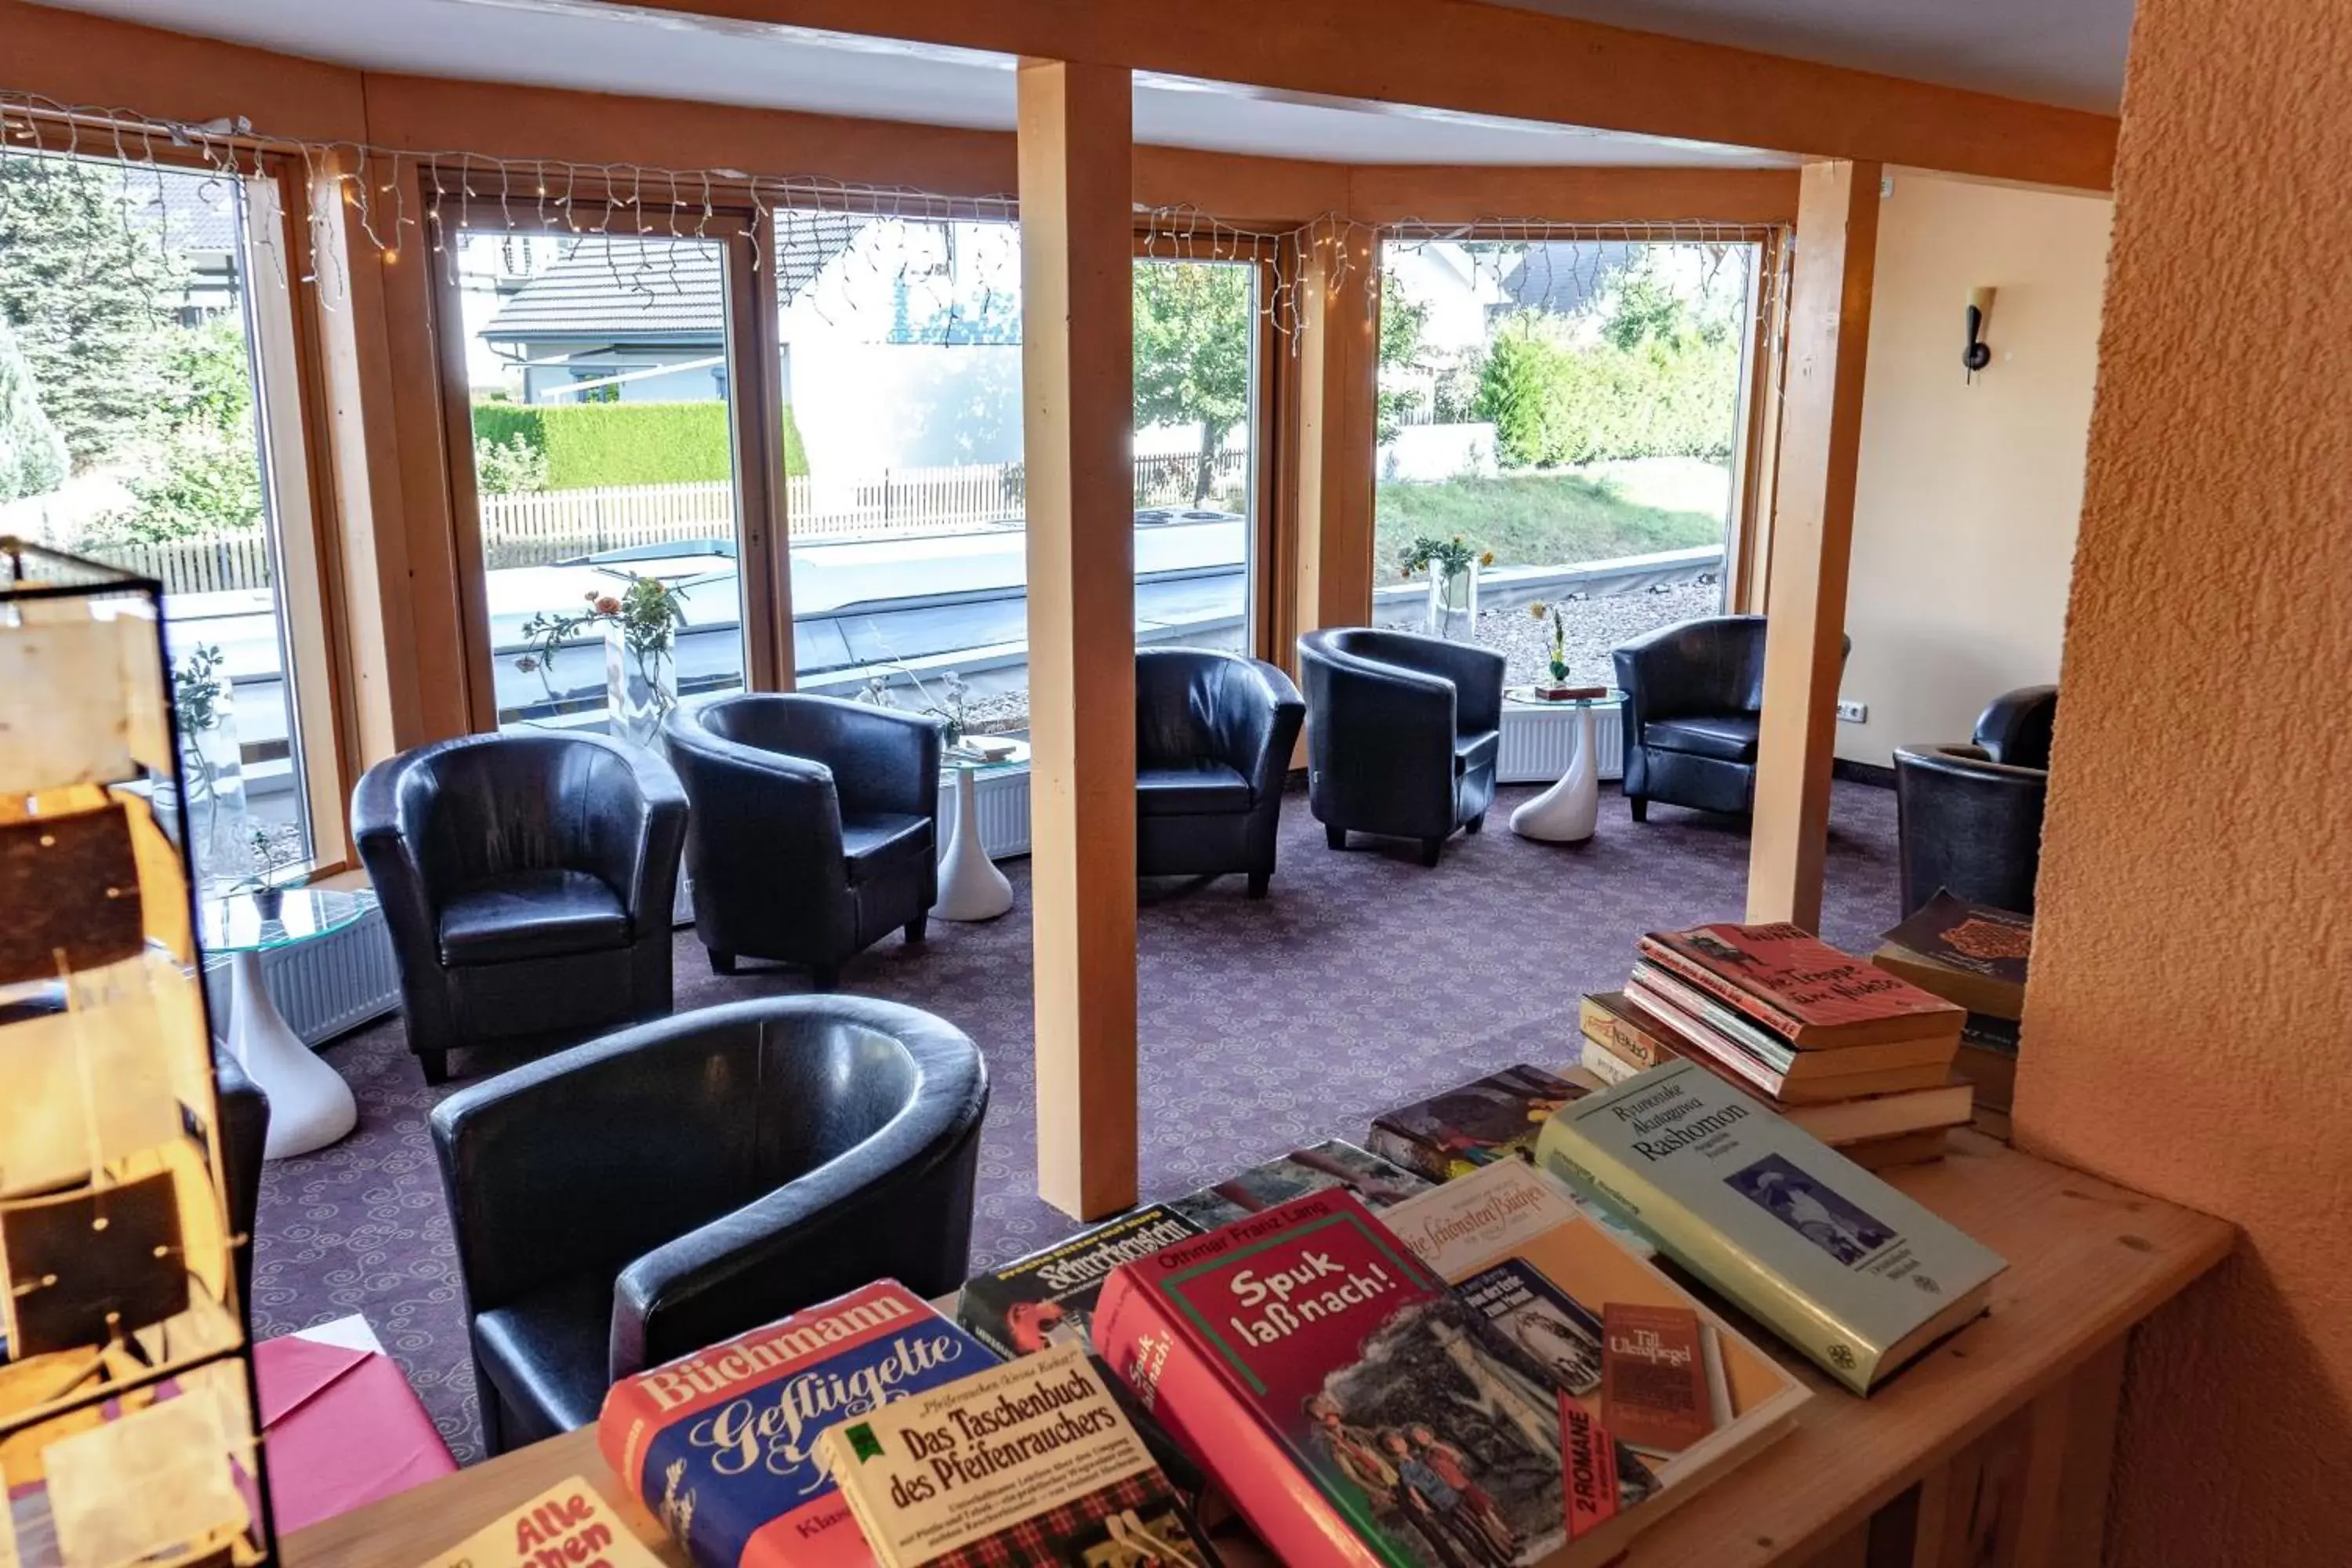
1131, 261, 1250, 504
1375, 270, 1431, 446
85, 319, 263, 546
0, 313, 68, 502
0, 151, 180, 467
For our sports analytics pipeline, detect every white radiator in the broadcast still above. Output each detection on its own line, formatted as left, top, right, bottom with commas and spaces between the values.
203, 903, 401, 1049
1497, 702, 1625, 786
938, 767, 1033, 860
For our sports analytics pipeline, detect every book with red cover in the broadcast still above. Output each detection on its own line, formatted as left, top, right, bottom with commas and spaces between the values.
1093, 1189, 1658, 1568
1640, 923, 1964, 1048
1598, 1305, 1712, 1454
597, 1280, 996, 1568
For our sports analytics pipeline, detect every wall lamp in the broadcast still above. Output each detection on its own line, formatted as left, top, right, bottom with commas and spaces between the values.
1965, 286, 1998, 381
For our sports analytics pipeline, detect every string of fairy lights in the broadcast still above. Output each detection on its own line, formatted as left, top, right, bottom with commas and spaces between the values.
0, 89, 1788, 355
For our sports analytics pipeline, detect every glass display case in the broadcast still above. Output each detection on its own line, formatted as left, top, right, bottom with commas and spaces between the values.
0, 539, 275, 1566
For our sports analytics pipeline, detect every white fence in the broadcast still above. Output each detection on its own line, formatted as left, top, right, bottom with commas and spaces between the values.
92, 450, 1247, 595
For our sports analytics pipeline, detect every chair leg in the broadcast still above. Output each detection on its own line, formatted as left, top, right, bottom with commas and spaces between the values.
1326, 824, 1348, 851
1629, 796, 1649, 822
1462, 815, 1484, 835
419, 1050, 450, 1088
1420, 837, 1445, 868
811, 964, 840, 992
905, 915, 928, 946
707, 949, 738, 976
1247, 869, 1270, 899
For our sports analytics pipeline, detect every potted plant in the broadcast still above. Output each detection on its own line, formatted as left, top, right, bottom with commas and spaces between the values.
859, 666, 975, 752
1530, 601, 1572, 696
235, 826, 301, 922
1399, 534, 1494, 641
514, 574, 689, 748
168, 642, 254, 891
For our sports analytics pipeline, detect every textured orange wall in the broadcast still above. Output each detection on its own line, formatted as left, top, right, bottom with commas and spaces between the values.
2015, 0, 2352, 1559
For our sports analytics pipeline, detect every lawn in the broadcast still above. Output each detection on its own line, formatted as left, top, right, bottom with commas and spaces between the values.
1374, 467, 1726, 574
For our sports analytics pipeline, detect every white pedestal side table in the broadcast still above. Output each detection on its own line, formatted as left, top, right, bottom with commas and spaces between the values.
936, 737, 1030, 921
1505, 688, 1624, 844
201, 887, 370, 1160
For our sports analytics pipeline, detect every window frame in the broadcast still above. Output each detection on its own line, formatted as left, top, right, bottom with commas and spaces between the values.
427, 196, 791, 731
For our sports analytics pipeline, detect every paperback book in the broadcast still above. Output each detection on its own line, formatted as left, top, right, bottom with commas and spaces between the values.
1640, 924, 1964, 1049
957, 1204, 1204, 1359
1366, 1064, 1592, 1181
1534, 1062, 2005, 1394
1093, 1189, 1659, 1568
1378, 1159, 1806, 1505
1165, 1140, 1430, 1231
1872, 892, 2031, 1022
817, 1341, 1210, 1567
597, 1280, 996, 1568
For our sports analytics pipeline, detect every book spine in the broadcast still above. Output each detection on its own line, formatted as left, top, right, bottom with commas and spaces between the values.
596, 1373, 662, 1515
1093, 1275, 1388, 1568
1632, 964, 1799, 1073
1624, 978, 1788, 1099
1579, 994, 1679, 1071
1363, 1122, 1447, 1184
1638, 935, 1809, 1044
1579, 1036, 1642, 1086
1539, 1133, 1882, 1396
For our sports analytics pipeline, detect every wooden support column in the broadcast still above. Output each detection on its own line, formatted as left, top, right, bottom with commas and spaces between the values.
1018, 57, 1138, 1220
1287, 223, 1379, 658
1747, 161, 1879, 929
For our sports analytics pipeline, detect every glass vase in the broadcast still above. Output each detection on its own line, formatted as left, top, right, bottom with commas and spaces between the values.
606, 626, 678, 751
1425, 560, 1479, 641
173, 686, 254, 894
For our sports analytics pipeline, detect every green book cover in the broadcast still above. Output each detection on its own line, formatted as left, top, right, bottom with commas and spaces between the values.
1533, 1060, 2006, 1395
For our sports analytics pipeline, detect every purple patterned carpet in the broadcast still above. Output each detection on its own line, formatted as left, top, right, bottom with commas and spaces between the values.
249, 779, 1899, 1463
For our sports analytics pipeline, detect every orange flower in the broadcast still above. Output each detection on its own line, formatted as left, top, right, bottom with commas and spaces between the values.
593, 595, 622, 616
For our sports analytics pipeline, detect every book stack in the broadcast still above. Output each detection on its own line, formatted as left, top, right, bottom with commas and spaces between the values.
1577, 922, 1973, 1169
1871, 891, 2031, 1142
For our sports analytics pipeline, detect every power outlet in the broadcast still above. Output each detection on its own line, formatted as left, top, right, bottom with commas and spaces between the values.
1836, 700, 1868, 724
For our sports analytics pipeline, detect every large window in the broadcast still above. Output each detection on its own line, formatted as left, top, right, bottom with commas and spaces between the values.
0, 148, 332, 889
447, 225, 753, 738
1375, 238, 1758, 684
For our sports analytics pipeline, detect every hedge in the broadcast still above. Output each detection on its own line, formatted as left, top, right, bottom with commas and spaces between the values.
1474, 317, 1740, 470
472, 398, 810, 488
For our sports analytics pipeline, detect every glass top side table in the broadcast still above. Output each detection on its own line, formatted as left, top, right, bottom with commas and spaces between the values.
937, 735, 1029, 921
200, 887, 373, 1160
1501, 687, 1626, 844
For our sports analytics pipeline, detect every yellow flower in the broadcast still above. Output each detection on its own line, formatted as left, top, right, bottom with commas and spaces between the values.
1479, 550, 1496, 567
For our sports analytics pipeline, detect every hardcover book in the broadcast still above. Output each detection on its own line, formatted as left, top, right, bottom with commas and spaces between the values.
1872, 892, 2031, 1022
817, 1341, 1209, 1568
1366, 1065, 1592, 1181
1165, 1140, 1431, 1231
1534, 1061, 2006, 1394
597, 1280, 997, 1568
1378, 1160, 1805, 1502
1640, 924, 1965, 1049
1092, 1189, 1659, 1568
957, 1205, 1204, 1359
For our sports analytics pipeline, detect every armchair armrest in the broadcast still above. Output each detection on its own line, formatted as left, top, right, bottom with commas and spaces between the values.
1221, 658, 1306, 803
350, 753, 444, 982
582, 741, 689, 930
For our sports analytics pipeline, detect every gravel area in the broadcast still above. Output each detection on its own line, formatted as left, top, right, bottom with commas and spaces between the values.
1475, 577, 1724, 687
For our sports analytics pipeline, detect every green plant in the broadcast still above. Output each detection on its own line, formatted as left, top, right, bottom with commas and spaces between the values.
171, 642, 227, 738
0, 313, 67, 502
84, 319, 265, 546
1530, 601, 1570, 682
514, 575, 689, 716
470, 399, 810, 489
1472, 310, 1739, 470
1398, 533, 1494, 623
860, 666, 971, 746
472, 430, 550, 494
235, 825, 302, 893
1375, 270, 1432, 446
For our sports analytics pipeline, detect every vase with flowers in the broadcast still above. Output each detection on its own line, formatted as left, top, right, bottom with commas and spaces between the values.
515, 574, 688, 750
1530, 601, 1573, 694
1399, 534, 1493, 641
